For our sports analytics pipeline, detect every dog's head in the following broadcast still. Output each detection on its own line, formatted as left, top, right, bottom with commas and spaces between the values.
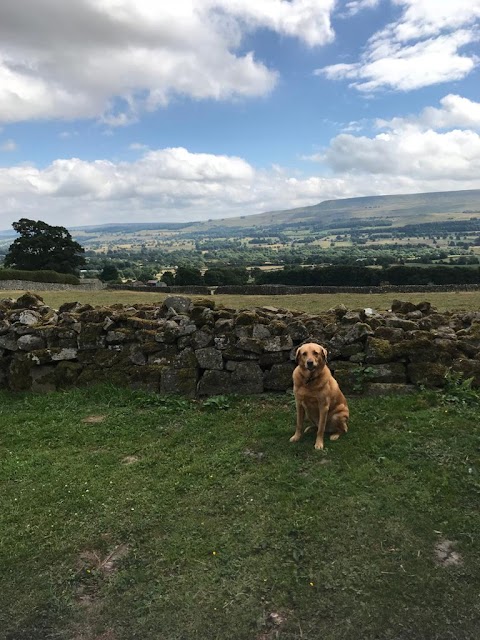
295, 342, 328, 372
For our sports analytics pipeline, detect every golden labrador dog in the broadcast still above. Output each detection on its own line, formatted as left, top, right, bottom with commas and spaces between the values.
290, 342, 349, 450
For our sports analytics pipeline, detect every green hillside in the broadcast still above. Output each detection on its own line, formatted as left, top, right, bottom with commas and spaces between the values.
182, 188, 480, 232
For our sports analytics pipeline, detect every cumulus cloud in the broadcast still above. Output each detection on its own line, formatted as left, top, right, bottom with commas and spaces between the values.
1, 124, 480, 229
318, 0, 480, 91
317, 93, 480, 184
325, 129, 480, 180
377, 94, 480, 131
0, 0, 335, 124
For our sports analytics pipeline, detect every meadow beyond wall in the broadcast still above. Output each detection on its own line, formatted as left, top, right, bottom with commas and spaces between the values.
1, 293, 479, 396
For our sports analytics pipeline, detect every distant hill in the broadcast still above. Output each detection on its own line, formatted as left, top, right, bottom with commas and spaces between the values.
181, 189, 480, 233
1, 189, 479, 247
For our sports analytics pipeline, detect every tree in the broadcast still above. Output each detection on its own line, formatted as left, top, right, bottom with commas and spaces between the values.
161, 271, 175, 286
204, 267, 249, 285
174, 266, 204, 285
4, 218, 85, 275
99, 263, 119, 282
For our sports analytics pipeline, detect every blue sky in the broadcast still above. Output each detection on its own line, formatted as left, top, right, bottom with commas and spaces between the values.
0, 0, 479, 229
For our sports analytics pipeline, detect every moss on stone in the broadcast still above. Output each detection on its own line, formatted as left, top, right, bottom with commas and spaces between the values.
407, 362, 448, 387
365, 337, 395, 364
9, 355, 34, 391
77, 323, 105, 349
193, 297, 215, 310
235, 311, 259, 326
54, 361, 83, 387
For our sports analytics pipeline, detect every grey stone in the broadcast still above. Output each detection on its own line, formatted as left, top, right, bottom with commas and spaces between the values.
343, 322, 373, 344
191, 329, 213, 349
236, 337, 263, 353
18, 310, 41, 326
285, 320, 309, 342
161, 367, 198, 398
407, 362, 449, 387
385, 318, 418, 331
197, 370, 233, 396
263, 362, 295, 391
231, 361, 264, 394
195, 347, 223, 370
0, 334, 18, 351
129, 348, 146, 366
17, 334, 46, 351
51, 348, 78, 361
214, 318, 234, 333
391, 300, 417, 314
31, 366, 56, 393
365, 383, 416, 396
106, 330, 128, 344
367, 363, 407, 384
259, 351, 290, 367
263, 335, 293, 352
341, 311, 363, 324
163, 296, 193, 315
252, 324, 271, 339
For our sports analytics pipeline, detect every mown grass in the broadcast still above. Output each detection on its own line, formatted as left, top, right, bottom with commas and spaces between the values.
2, 288, 480, 312
1, 386, 479, 639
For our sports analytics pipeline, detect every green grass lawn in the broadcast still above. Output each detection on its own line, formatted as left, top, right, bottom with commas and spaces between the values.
1, 386, 479, 639
2, 288, 480, 312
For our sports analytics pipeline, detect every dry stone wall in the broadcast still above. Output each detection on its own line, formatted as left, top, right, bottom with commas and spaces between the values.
1, 292, 480, 396
0, 278, 105, 291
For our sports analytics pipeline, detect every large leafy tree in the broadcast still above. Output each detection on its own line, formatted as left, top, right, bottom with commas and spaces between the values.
174, 266, 204, 285
4, 219, 86, 275
98, 263, 119, 282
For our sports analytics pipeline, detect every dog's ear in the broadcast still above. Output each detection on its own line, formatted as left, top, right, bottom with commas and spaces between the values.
321, 346, 328, 362
295, 346, 302, 364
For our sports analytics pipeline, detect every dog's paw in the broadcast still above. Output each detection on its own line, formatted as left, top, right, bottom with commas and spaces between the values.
314, 441, 324, 450
329, 433, 340, 441
289, 433, 301, 443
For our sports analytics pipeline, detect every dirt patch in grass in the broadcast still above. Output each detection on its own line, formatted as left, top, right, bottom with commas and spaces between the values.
82, 415, 107, 424
121, 455, 140, 465
434, 539, 463, 567
257, 611, 288, 640
78, 543, 130, 577
71, 545, 130, 640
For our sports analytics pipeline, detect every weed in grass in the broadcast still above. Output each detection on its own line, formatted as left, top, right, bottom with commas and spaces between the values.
202, 395, 232, 410
442, 369, 480, 406
350, 365, 375, 393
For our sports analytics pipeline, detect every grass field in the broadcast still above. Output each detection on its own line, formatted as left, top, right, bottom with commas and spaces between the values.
2, 288, 480, 313
1, 385, 480, 639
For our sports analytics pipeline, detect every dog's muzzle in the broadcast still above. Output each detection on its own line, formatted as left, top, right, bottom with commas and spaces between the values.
306, 360, 315, 370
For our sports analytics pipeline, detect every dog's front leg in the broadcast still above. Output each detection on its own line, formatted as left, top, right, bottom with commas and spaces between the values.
290, 400, 305, 443
315, 403, 329, 450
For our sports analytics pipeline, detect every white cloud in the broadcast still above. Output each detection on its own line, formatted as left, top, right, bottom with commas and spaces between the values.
0, 138, 16, 151
211, 0, 335, 47
342, 0, 381, 17
377, 94, 480, 131
318, 0, 480, 91
0, 124, 479, 229
0, 0, 335, 125
325, 129, 480, 180
320, 94, 480, 183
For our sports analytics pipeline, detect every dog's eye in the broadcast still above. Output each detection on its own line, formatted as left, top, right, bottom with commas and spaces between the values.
313, 351, 319, 356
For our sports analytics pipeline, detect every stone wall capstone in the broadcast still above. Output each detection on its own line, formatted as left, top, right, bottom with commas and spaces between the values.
1, 292, 480, 396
